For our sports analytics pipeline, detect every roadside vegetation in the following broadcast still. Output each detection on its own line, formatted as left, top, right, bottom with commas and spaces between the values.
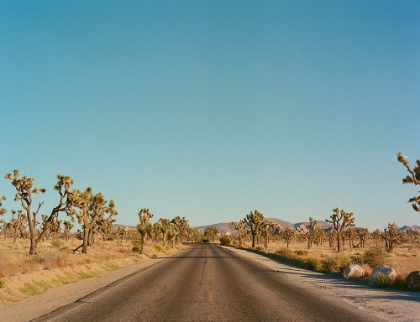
1, 151, 420, 298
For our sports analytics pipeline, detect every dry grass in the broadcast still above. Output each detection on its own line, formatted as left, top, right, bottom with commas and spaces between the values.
0, 237, 182, 278
236, 239, 420, 279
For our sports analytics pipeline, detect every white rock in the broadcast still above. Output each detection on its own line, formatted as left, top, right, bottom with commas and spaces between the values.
342, 264, 364, 279
370, 265, 396, 281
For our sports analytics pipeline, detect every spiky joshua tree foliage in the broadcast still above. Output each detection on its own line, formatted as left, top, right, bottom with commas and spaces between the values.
326, 208, 355, 252
245, 209, 264, 248
5, 171, 76, 254
137, 208, 153, 254
397, 152, 420, 213
67, 187, 117, 254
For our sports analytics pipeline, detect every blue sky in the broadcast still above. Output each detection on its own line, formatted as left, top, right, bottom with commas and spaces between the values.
1, 1, 419, 230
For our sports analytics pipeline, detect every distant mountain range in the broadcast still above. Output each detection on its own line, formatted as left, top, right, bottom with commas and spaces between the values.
113, 220, 420, 235
195, 218, 334, 235
196, 218, 420, 235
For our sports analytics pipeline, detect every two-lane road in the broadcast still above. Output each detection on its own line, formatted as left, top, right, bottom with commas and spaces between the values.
34, 244, 382, 321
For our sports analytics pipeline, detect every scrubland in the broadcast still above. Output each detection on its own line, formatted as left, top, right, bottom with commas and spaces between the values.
0, 237, 183, 302
228, 238, 420, 289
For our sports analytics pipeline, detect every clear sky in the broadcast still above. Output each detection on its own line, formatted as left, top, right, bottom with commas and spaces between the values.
1, 1, 419, 231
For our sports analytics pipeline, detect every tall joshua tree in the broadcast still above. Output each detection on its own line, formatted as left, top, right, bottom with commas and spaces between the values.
68, 187, 117, 254
397, 152, 420, 213
5, 170, 74, 255
245, 209, 264, 248
137, 208, 153, 254
205, 226, 219, 244
326, 208, 355, 252
306, 217, 318, 249
382, 222, 402, 253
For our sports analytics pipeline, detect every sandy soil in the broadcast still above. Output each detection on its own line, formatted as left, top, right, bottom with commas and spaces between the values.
1, 246, 420, 322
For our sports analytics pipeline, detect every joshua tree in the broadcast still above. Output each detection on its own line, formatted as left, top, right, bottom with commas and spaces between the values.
306, 217, 318, 249
245, 210, 264, 248
157, 218, 171, 246
68, 187, 117, 254
382, 222, 402, 252
5, 171, 74, 255
167, 222, 179, 248
371, 229, 381, 246
259, 220, 277, 249
281, 227, 295, 248
345, 228, 356, 249
205, 226, 219, 244
397, 152, 420, 213
10, 209, 27, 243
137, 208, 154, 254
231, 220, 248, 247
326, 208, 355, 252
171, 216, 189, 244
355, 227, 369, 248
326, 230, 336, 248
63, 220, 74, 242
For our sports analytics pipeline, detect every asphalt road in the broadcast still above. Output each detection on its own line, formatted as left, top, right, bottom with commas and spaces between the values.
33, 244, 382, 322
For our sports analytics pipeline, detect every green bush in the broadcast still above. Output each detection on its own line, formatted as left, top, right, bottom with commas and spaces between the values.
304, 257, 322, 271
201, 238, 209, 244
363, 246, 387, 268
220, 236, 231, 246
369, 273, 392, 288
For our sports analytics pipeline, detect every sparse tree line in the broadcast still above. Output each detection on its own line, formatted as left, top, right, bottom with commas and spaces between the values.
0, 170, 202, 256
213, 152, 420, 254
223, 208, 420, 254
1, 152, 419, 257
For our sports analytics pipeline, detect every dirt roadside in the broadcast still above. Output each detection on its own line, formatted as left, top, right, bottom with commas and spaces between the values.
0, 257, 164, 322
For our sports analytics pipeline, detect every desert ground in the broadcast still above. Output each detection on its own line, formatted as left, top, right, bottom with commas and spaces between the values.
0, 237, 420, 321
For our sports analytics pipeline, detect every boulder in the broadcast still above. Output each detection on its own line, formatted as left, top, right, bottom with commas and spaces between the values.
406, 271, 420, 290
370, 265, 397, 281
342, 265, 364, 279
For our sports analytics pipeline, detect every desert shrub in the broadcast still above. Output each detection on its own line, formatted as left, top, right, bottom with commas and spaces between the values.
51, 239, 67, 250
32, 249, 70, 270
363, 246, 387, 268
154, 244, 163, 252
369, 273, 392, 288
304, 257, 322, 271
20, 283, 42, 296
294, 250, 308, 256
275, 248, 296, 258
132, 243, 141, 252
220, 236, 231, 246
320, 255, 351, 273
